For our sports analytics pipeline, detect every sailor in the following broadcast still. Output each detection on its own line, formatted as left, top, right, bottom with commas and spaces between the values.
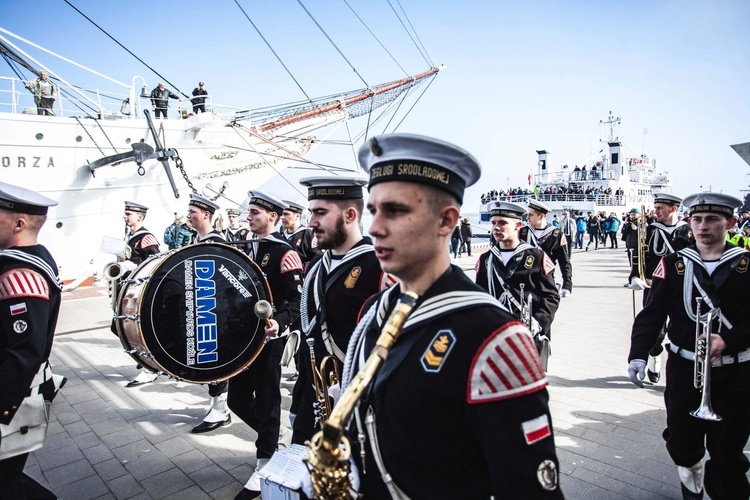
186, 194, 235, 432
628, 192, 750, 499
121, 201, 162, 388
222, 207, 250, 244
289, 175, 394, 445
0, 181, 65, 499
123, 201, 160, 266
280, 200, 320, 270
305, 134, 562, 498
636, 192, 693, 383
234, 192, 303, 499
519, 199, 573, 298
475, 201, 560, 370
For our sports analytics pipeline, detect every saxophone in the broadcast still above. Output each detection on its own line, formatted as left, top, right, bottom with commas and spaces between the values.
305, 291, 419, 499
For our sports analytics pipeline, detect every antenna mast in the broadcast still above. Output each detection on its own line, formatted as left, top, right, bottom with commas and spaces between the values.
600, 111, 621, 142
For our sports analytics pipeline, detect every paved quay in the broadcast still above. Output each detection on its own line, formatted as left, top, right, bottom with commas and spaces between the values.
23, 244, 749, 499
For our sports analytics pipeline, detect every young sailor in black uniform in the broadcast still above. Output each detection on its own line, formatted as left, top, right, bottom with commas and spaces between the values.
303, 134, 562, 498
222, 208, 251, 243
628, 192, 750, 499
121, 201, 162, 388
0, 182, 65, 500
519, 199, 573, 298
636, 193, 693, 383
235, 192, 303, 499
186, 195, 235, 432
475, 200, 560, 370
290, 175, 394, 445
280, 200, 320, 269
123, 201, 161, 265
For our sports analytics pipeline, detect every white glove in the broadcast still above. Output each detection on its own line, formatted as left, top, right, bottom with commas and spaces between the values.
560, 289, 571, 298
628, 359, 647, 388
530, 318, 542, 336
629, 278, 646, 291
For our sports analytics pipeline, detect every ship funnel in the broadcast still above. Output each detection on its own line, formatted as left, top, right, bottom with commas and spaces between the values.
536, 150, 551, 182
608, 141, 623, 182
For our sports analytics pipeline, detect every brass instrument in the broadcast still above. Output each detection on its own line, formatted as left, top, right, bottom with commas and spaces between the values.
305, 292, 419, 499
104, 260, 137, 311
690, 298, 722, 421
636, 204, 648, 283
307, 338, 342, 427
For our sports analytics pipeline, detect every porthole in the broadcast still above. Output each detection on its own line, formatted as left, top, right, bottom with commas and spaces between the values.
36, 133, 44, 140
76, 136, 83, 142
55, 222, 63, 229
125, 138, 131, 144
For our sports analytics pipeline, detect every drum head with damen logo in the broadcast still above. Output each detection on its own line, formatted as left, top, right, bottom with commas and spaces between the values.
139, 243, 271, 383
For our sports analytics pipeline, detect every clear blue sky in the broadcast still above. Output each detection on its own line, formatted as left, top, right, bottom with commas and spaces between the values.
2, 0, 749, 211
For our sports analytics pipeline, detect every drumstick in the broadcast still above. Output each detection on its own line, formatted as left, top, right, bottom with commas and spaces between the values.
254, 300, 273, 328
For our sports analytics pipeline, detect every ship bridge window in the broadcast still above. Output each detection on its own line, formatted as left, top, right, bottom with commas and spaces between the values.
611, 152, 619, 164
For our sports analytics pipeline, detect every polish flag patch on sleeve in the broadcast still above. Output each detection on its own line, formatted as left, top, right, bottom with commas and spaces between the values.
10, 302, 27, 315
522, 414, 552, 445
467, 322, 548, 403
652, 257, 667, 280
280, 250, 303, 273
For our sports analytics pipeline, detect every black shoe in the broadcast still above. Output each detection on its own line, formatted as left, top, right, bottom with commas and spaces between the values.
680, 483, 704, 500
125, 378, 154, 388
234, 488, 261, 500
287, 372, 299, 381
647, 369, 660, 384
192, 415, 231, 434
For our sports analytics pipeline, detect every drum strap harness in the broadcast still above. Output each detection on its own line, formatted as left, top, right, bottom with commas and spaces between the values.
302, 244, 375, 361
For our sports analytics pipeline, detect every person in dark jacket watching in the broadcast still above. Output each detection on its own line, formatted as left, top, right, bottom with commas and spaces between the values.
460, 217, 473, 256
150, 82, 180, 118
191, 82, 208, 114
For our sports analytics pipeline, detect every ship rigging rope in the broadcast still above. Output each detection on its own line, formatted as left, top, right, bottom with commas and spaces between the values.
233, 0, 313, 105
296, 0, 369, 88
342, 0, 409, 78
388, 0, 434, 68
63, 0, 190, 99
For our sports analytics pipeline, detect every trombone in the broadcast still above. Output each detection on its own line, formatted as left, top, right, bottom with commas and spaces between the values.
690, 298, 722, 421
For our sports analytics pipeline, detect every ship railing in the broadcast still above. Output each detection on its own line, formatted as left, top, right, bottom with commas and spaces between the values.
482, 193, 628, 207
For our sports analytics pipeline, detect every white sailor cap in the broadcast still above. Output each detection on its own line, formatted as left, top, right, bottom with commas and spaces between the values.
0, 181, 57, 216
299, 174, 368, 201
490, 201, 527, 220
226, 208, 242, 216
248, 191, 287, 216
527, 199, 551, 214
189, 193, 220, 214
653, 192, 682, 206
683, 192, 742, 217
357, 133, 481, 204
281, 200, 307, 214
124, 201, 149, 214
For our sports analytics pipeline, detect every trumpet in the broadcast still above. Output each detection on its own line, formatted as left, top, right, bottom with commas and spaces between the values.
306, 338, 341, 427
690, 297, 722, 421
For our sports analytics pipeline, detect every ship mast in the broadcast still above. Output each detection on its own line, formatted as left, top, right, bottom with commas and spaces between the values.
600, 111, 621, 143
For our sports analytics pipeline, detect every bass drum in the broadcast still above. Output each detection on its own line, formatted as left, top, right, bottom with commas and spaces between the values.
114, 242, 272, 383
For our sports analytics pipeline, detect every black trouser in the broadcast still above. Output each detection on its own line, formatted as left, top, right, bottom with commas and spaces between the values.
663, 353, 750, 498
608, 231, 618, 248
208, 379, 228, 397
36, 97, 55, 116
153, 107, 167, 118
642, 288, 667, 357
193, 104, 206, 113
0, 453, 56, 499
227, 338, 285, 459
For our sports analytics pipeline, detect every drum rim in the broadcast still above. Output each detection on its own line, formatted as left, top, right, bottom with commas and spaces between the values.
121, 242, 273, 383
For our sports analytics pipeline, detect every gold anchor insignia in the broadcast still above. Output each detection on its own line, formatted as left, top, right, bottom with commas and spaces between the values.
369, 137, 382, 156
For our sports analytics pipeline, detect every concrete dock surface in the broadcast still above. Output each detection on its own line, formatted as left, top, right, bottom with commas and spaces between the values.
22, 244, 750, 499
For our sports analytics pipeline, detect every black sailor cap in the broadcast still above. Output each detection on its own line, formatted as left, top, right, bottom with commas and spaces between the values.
124, 201, 148, 214
189, 193, 220, 214
683, 192, 742, 218
248, 191, 287, 216
299, 175, 368, 201
0, 181, 57, 216
490, 201, 527, 220
282, 200, 307, 214
653, 192, 682, 206
357, 133, 481, 204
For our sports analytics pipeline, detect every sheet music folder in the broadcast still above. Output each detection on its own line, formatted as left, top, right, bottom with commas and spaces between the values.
259, 443, 308, 499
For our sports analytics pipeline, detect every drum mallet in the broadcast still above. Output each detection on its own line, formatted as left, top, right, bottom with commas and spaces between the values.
254, 300, 274, 329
